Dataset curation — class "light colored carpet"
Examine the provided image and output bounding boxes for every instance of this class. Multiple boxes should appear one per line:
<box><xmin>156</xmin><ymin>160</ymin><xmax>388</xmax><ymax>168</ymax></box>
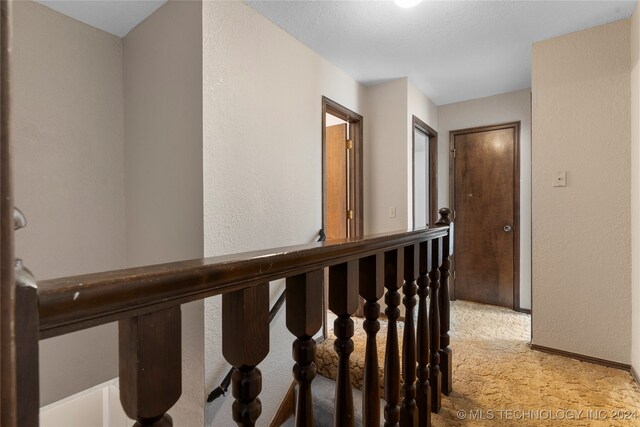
<box><xmin>317</xmin><ymin>300</ymin><xmax>640</xmax><ymax>426</ymax></box>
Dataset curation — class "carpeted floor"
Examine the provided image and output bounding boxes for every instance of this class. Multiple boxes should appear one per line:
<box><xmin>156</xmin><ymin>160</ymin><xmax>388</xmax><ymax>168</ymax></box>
<box><xmin>437</xmin><ymin>300</ymin><xmax>640</xmax><ymax>426</ymax></box>
<box><xmin>317</xmin><ymin>300</ymin><xmax>640</xmax><ymax>426</ymax></box>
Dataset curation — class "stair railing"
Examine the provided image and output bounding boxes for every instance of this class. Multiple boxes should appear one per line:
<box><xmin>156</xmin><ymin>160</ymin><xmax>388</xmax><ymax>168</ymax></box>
<box><xmin>0</xmin><ymin>2</ymin><xmax>454</xmax><ymax>425</ymax></box>
<box><xmin>207</xmin><ymin>229</ymin><xmax>326</xmax><ymax>404</ymax></box>
<box><xmin>4</xmin><ymin>212</ymin><xmax>455</xmax><ymax>427</ymax></box>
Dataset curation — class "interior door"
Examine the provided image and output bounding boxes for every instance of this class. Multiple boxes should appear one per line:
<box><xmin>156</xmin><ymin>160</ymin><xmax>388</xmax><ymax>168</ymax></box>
<box><xmin>326</xmin><ymin>123</ymin><xmax>348</xmax><ymax>240</ymax></box>
<box><xmin>452</xmin><ymin>124</ymin><xmax>518</xmax><ymax>308</ymax></box>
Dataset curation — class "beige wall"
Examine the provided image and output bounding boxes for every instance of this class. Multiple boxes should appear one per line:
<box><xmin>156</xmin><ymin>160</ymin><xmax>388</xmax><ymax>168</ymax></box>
<box><xmin>123</xmin><ymin>1</ymin><xmax>204</xmax><ymax>425</ymax></box>
<box><xmin>364</xmin><ymin>77</ymin><xmax>437</xmax><ymax>318</ymax></box>
<box><xmin>532</xmin><ymin>20</ymin><xmax>631</xmax><ymax>363</ymax></box>
<box><xmin>202</xmin><ymin>1</ymin><xmax>366</xmax><ymax>423</ymax></box>
<box><xmin>364</xmin><ymin>78</ymin><xmax>438</xmax><ymax>235</ymax></box>
<box><xmin>407</xmin><ymin>79</ymin><xmax>439</xmax><ymax>225</ymax></box>
<box><xmin>364</xmin><ymin>79</ymin><xmax>410</xmax><ymax>234</ymax></box>
<box><xmin>438</xmin><ymin>89</ymin><xmax>532</xmax><ymax>310</ymax></box>
<box><xmin>631</xmin><ymin>4</ymin><xmax>640</xmax><ymax>373</ymax></box>
<box><xmin>13</xmin><ymin>0</ymin><xmax>206</xmax><ymax>417</ymax></box>
<box><xmin>12</xmin><ymin>1</ymin><xmax>125</xmax><ymax>405</ymax></box>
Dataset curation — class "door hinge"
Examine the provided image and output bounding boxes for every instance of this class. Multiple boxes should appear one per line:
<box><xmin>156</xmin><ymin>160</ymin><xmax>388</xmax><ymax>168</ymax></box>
<box><xmin>347</xmin><ymin>209</ymin><xmax>354</xmax><ymax>220</ymax></box>
<box><xmin>346</xmin><ymin>139</ymin><xmax>353</xmax><ymax>150</ymax></box>
<box><xmin>451</xmin><ymin>148</ymin><xmax>456</xmax><ymax>158</ymax></box>
<box><xmin>453</xmin><ymin>271</ymin><xmax>456</xmax><ymax>280</ymax></box>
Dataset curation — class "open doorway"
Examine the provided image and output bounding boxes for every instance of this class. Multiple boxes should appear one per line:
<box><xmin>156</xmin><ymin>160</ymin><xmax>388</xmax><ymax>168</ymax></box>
<box><xmin>412</xmin><ymin>115</ymin><xmax>438</xmax><ymax>229</ymax></box>
<box><xmin>321</xmin><ymin>97</ymin><xmax>364</xmax><ymax>334</ymax></box>
<box><xmin>322</xmin><ymin>97</ymin><xmax>363</xmax><ymax>239</ymax></box>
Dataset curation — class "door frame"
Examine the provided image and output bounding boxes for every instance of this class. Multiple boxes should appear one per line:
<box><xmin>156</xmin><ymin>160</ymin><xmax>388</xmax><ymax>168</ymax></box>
<box><xmin>449</xmin><ymin>121</ymin><xmax>521</xmax><ymax>311</ymax></box>
<box><xmin>321</xmin><ymin>96</ymin><xmax>364</xmax><ymax>238</ymax></box>
<box><xmin>411</xmin><ymin>115</ymin><xmax>438</xmax><ymax>228</ymax></box>
<box><xmin>321</xmin><ymin>97</ymin><xmax>364</xmax><ymax>339</ymax></box>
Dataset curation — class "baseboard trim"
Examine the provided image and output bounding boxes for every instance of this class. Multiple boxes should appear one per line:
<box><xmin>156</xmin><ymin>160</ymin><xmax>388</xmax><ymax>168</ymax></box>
<box><xmin>631</xmin><ymin>366</ymin><xmax>640</xmax><ymax>387</ymax></box>
<box><xmin>269</xmin><ymin>380</ymin><xmax>296</xmax><ymax>427</ymax></box>
<box><xmin>516</xmin><ymin>307</ymin><xmax>531</xmax><ymax>314</ymax></box>
<box><xmin>530</xmin><ymin>344</ymin><xmax>630</xmax><ymax>371</ymax></box>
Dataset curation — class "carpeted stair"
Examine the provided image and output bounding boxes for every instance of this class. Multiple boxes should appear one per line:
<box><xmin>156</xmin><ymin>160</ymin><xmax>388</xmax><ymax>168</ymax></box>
<box><xmin>281</xmin><ymin>375</ymin><xmax>385</xmax><ymax>426</ymax></box>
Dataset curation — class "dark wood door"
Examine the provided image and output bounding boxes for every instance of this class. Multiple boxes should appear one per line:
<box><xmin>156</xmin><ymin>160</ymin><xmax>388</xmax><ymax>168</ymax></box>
<box><xmin>452</xmin><ymin>123</ymin><xmax>519</xmax><ymax>308</ymax></box>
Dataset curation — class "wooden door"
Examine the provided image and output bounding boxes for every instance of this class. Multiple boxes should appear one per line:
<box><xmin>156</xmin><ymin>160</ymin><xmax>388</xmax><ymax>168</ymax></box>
<box><xmin>326</xmin><ymin>124</ymin><xmax>348</xmax><ymax>240</ymax></box>
<box><xmin>451</xmin><ymin>123</ymin><xmax>519</xmax><ymax>309</ymax></box>
<box><xmin>322</xmin><ymin>98</ymin><xmax>364</xmax><ymax>323</ymax></box>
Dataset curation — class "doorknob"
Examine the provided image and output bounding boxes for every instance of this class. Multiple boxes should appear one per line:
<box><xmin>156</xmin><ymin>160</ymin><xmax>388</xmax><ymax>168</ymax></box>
<box><xmin>503</xmin><ymin>225</ymin><xmax>512</xmax><ymax>232</ymax></box>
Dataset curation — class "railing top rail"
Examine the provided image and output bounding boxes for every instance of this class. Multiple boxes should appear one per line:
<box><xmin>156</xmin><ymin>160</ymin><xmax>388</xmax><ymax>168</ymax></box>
<box><xmin>37</xmin><ymin>226</ymin><xmax>448</xmax><ymax>339</ymax></box>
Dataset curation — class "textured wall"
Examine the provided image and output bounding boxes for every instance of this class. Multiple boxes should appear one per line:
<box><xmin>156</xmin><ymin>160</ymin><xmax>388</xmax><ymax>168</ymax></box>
<box><xmin>364</xmin><ymin>79</ymin><xmax>410</xmax><ymax>234</ymax></box>
<box><xmin>123</xmin><ymin>1</ymin><xmax>204</xmax><ymax>425</ymax></box>
<box><xmin>202</xmin><ymin>1</ymin><xmax>365</xmax><ymax>424</ymax></box>
<box><xmin>631</xmin><ymin>5</ymin><xmax>640</xmax><ymax>373</ymax></box>
<box><xmin>12</xmin><ymin>1</ymin><xmax>125</xmax><ymax>405</ymax></box>
<box><xmin>438</xmin><ymin>89</ymin><xmax>532</xmax><ymax>310</ymax></box>
<box><xmin>407</xmin><ymin>79</ymin><xmax>439</xmax><ymax>226</ymax></box>
<box><xmin>364</xmin><ymin>78</ymin><xmax>437</xmax><ymax>319</ymax></box>
<box><xmin>532</xmin><ymin>20</ymin><xmax>631</xmax><ymax>363</ymax></box>
<box><xmin>364</xmin><ymin>78</ymin><xmax>438</xmax><ymax>235</ymax></box>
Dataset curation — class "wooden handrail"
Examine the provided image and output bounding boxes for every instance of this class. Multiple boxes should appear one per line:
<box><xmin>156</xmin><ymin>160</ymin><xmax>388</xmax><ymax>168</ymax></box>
<box><xmin>208</xmin><ymin>228</ymin><xmax>325</xmax><ymax>403</ymax></box>
<box><xmin>2</xmin><ymin>1</ymin><xmax>456</xmax><ymax>424</ymax></box>
<box><xmin>38</xmin><ymin>227</ymin><xmax>448</xmax><ymax>339</ymax></box>
<box><xmin>36</xmin><ymin>220</ymin><xmax>453</xmax><ymax>427</ymax></box>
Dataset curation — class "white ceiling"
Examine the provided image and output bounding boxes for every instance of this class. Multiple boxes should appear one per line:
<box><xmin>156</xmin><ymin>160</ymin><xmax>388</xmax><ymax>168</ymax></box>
<box><xmin>246</xmin><ymin>0</ymin><xmax>637</xmax><ymax>105</ymax></box>
<box><xmin>33</xmin><ymin>0</ymin><xmax>637</xmax><ymax>104</ymax></box>
<box><xmin>36</xmin><ymin>0</ymin><xmax>167</xmax><ymax>38</ymax></box>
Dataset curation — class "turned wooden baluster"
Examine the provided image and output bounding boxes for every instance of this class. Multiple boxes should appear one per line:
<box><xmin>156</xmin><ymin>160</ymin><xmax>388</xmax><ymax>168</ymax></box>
<box><xmin>436</xmin><ymin>208</ymin><xmax>453</xmax><ymax>395</ymax></box>
<box><xmin>329</xmin><ymin>260</ymin><xmax>360</xmax><ymax>427</ymax></box>
<box><xmin>383</xmin><ymin>249</ymin><xmax>403</xmax><ymax>427</ymax></box>
<box><xmin>359</xmin><ymin>254</ymin><xmax>384</xmax><ymax>426</ymax></box>
<box><xmin>401</xmin><ymin>243</ymin><xmax>419</xmax><ymax>427</ymax></box>
<box><xmin>222</xmin><ymin>284</ymin><xmax>270</xmax><ymax>426</ymax></box>
<box><xmin>119</xmin><ymin>307</ymin><xmax>182</xmax><ymax>427</ymax></box>
<box><xmin>286</xmin><ymin>270</ymin><xmax>324</xmax><ymax>427</ymax></box>
<box><xmin>416</xmin><ymin>241</ymin><xmax>431</xmax><ymax>427</ymax></box>
<box><xmin>429</xmin><ymin>239</ymin><xmax>442</xmax><ymax>412</ymax></box>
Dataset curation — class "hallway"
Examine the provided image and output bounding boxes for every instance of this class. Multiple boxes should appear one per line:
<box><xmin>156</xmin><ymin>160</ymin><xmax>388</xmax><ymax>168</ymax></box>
<box><xmin>318</xmin><ymin>301</ymin><xmax>640</xmax><ymax>426</ymax></box>
<box><xmin>435</xmin><ymin>301</ymin><xmax>640</xmax><ymax>425</ymax></box>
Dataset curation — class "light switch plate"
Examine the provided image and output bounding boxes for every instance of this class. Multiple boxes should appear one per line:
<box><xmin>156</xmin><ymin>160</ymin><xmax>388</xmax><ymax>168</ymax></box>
<box><xmin>553</xmin><ymin>171</ymin><xmax>567</xmax><ymax>187</ymax></box>
<box><xmin>388</xmin><ymin>206</ymin><xmax>396</xmax><ymax>218</ymax></box>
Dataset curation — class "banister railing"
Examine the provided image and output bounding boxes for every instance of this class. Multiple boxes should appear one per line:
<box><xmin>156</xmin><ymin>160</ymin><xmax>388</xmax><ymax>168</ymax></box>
<box><xmin>28</xmin><ymin>211</ymin><xmax>454</xmax><ymax>426</ymax></box>
<box><xmin>38</xmin><ymin>227</ymin><xmax>447</xmax><ymax>339</ymax></box>
<box><xmin>1</xmin><ymin>3</ymin><xmax>454</xmax><ymax>424</ymax></box>
<box><xmin>207</xmin><ymin>229</ymin><xmax>326</xmax><ymax>403</ymax></box>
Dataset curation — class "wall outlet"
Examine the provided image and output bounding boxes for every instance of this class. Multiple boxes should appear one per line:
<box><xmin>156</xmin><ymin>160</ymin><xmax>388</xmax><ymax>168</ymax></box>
<box><xmin>388</xmin><ymin>206</ymin><xmax>396</xmax><ymax>218</ymax></box>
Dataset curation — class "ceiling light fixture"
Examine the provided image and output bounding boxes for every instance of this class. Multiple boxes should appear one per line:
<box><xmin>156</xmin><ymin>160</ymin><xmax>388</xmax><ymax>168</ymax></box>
<box><xmin>394</xmin><ymin>0</ymin><xmax>422</xmax><ymax>8</ymax></box>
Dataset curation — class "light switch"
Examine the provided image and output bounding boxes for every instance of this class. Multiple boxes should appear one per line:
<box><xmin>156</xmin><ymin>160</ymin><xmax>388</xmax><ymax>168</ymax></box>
<box><xmin>388</xmin><ymin>206</ymin><xmax>396</xmax><ymax>218</ymax></box>
<box><xmin>553</xmin><ymin>171</ymin><xmax>567</xmax><ymax>187</ymax></box>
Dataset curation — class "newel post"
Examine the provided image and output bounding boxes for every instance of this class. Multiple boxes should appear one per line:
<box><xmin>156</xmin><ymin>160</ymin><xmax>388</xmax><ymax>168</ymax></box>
<box><xmin>435</xmin><ymin>208</ymin><xmax>453</xmax><ymax>396</ymax></box>
<box><xmin>13</xmin><ymin>209</ymin><xmax>39</xmax><ymax>427</ymax></box>
<box><xmin>1</xmin><ymin>6</ymin><xmax>40</xmax><ymax>427</ymax></box>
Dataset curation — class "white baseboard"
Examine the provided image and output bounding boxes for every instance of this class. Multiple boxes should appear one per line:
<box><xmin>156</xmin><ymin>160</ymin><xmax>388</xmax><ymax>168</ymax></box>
<box><xmin>40</xmin><ymin>379</ymin><xmax>133</xmax><ymax>427</ymax></box>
